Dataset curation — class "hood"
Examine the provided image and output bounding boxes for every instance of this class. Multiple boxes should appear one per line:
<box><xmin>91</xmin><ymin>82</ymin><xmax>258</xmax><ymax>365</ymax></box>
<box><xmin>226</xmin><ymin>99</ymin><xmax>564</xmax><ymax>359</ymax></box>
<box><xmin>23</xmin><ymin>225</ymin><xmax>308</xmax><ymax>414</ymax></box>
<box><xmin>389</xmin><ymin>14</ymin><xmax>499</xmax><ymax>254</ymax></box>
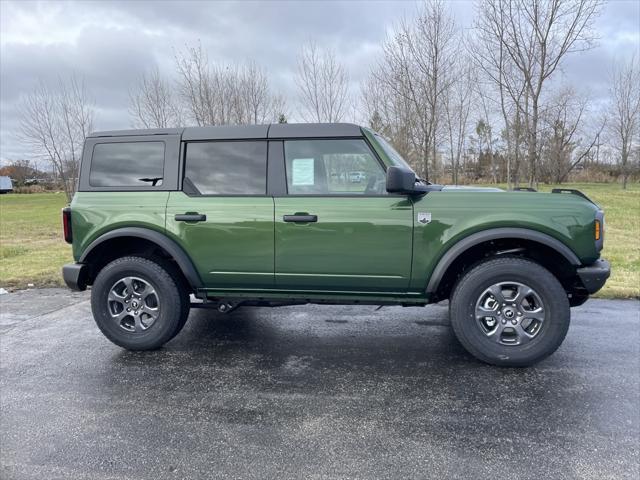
<box><xmin>441</xmin><ymin>185</ymin><xmax>504</xmax><ymax>192</ymax></box>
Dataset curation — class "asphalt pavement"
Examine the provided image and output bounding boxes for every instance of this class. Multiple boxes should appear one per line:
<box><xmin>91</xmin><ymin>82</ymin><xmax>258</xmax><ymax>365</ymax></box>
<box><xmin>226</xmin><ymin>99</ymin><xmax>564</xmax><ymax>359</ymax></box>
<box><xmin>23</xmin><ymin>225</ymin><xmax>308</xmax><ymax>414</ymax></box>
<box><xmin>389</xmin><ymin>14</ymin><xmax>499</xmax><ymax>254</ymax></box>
<box><xmin>1</xmin><ymin>288</ymin><xmax>638</xmax><ymax>480</ymax></box>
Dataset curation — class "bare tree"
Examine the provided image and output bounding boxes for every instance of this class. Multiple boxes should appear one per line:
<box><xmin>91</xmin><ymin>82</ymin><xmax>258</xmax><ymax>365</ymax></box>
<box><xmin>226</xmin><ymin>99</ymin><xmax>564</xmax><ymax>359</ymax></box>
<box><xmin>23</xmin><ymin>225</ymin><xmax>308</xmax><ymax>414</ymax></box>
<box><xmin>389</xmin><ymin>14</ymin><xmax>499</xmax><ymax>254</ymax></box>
<box><xmin>18</xmin><ymin>76</ymin><xmax>94</xmax><ymax>201</ymax></box>
<box><xmin>295</xmin><ymin>41</ymin><xmax>349</xmax><ymax>122</ymax></box>
<box><xmin>608</xmin><ymin>56</ymin><xmax>640</xmax><ymax>189</ymax></box>
<box><xmin>443</xmin><ymin>61</ymin><xmax>474</xmax><ymax>184</ymax></box>
<box><xmin>129</xmin><ymin>67</ymin><xmax>182</xmax><ymax>128</ymax></box>
<box><xmin>175</xmin><ymin>43</ymin><xmax>285</xmax><ymax>126</ymax></box>
<box><xmin>370</xmin><ymin>0</ymin><xmax>457</xmax><ymax>181</ymax></box>
<box><xmin>474</xmin><ymin>0</ymin><xmax>602</xmax><ymax>186</ymax></box>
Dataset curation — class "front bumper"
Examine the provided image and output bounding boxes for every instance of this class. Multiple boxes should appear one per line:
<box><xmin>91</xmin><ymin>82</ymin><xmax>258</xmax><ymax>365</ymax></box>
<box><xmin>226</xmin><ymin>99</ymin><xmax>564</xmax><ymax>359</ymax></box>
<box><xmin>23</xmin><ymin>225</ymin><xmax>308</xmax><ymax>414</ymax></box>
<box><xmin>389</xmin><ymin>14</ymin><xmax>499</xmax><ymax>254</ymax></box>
<box><xmin>62</xmin><ymin>263</ymin><xmax>88</xmax><ymax>291</ymax></box>
<box><xmin>577</xmin><ymin>259</ymin><xmax>611</xmax><ymax>294</ymax></box>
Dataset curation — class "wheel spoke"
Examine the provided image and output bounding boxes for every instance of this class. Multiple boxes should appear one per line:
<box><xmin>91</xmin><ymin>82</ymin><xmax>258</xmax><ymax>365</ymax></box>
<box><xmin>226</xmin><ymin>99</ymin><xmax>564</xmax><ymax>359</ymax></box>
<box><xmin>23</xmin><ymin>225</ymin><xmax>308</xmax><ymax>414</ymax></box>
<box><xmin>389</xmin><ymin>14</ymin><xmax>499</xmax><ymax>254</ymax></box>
<box><xmin>514</xmin><ymin>285</ymin><xmax>534</xmax><ymax>305</ymax></box>
<box><xmin>122</xmin><ymin>277</ymin><xmax>134</xmax><ymax>294</ymax></box>
<box><xmin>487</xmin><ymin>285</ymin><xmax>505</xmax><ymax>304</ymax></box>
<box><xmin>141</xmin><ymin>286</ymin><xmax>157</xmax><ymax>302</ymax></box>
<box><xmin>523</xmin><ymin>308</ymin><xmax>545</xmax><ymax>322</ymax></box>
<box><xmin>111</xmin><ymin>310</ymin><xmax>128</xmax><ymax>321</ymax></box>
<box><xmin>514</xmin><ymin>323</ymin><xmax>534</xmax><ymax>345</ymax></box>
<box><xmin>108</xmin><ymin>290</ymin><xmax>126</xmax><ymax>305</ymax></box>
<box><xmin>487</xmin><ymin>323</ymin><xmax>506</xmax><ymax>343</ymax></box>
<box><xmin>142</xmin><ymin>305</ymin><xmax>158</xmax><ymax>319</ymax></box>
<box><xmin>134</xmin><ymin>315</ymin><xmax>143</xmax><ymax>333</ymax></box>
<box><xmin>476</xmin><ymin>305</ymin><xmax>497</xmax><ymax>317</ymax></box>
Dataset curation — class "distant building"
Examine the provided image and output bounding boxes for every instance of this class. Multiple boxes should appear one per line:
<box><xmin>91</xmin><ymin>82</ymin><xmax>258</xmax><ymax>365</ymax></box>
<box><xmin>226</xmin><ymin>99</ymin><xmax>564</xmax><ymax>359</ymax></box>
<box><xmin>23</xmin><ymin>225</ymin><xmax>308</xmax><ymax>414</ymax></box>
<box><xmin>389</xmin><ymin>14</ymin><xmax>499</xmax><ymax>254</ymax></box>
<box><xmin>0</xmin><ymin>176</ymin><xmax>13</xmax><ymax>193</ymax></box>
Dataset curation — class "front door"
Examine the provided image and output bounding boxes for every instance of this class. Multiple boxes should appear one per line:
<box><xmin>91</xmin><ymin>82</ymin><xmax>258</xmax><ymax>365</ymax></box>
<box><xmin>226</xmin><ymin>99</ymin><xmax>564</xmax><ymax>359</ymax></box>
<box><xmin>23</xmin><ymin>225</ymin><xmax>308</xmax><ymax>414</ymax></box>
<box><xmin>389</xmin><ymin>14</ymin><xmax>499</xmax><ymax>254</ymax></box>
<box><xmin>274</xmin><ymin>138</ymin><xmax>413</xmax><ymax>292</ymax></box>
<box><xmin>166</xmin><ymin>140</ymin><xmax>274</xmax><ymax>289</ymax></box>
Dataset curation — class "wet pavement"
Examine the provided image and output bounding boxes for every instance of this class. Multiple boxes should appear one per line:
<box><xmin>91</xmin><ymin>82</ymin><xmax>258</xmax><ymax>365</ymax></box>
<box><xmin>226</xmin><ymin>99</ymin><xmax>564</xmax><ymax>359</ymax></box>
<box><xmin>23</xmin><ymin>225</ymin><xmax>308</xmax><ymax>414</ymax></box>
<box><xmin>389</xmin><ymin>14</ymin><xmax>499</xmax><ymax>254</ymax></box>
<box><xmin>1</xmin><ymin>288</ymin><xmax>638</xmax><ymax>479</ymax></box>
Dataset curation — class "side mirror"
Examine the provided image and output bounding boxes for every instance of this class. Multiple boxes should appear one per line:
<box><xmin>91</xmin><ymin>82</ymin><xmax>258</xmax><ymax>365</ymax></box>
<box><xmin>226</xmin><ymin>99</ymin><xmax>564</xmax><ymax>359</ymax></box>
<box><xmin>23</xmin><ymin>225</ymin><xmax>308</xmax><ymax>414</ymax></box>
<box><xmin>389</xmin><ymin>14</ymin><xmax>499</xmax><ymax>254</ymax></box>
<box><xmin>386</xmin><ymin>166</ymin><xmax>419</xmax><ymax>194</ymax></box>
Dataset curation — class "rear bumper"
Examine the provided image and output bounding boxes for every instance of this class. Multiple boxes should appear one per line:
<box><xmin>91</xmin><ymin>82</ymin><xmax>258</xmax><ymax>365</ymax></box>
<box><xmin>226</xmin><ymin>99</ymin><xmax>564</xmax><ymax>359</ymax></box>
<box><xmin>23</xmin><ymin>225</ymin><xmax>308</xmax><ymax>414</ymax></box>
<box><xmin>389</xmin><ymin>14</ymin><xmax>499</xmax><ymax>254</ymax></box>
<box><xmin>62</xmin><ymin>263</ymin><xmax>88</xmax><ymax>291</ymax></box>
<box><xmin>577</xmin><ymin>259</ymin><xmax>611</xmax><ymax>294</ymax></box>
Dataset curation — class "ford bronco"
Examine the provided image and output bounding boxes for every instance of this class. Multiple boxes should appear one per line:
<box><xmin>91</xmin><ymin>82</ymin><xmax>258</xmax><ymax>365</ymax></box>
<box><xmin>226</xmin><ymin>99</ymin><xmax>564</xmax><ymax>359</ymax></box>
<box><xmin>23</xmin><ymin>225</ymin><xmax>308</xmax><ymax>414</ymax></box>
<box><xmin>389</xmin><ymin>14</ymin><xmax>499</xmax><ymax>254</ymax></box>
<box><xmin>62</xmin><ymin>123</ymin><xmax>610</xmax><ymax>366</ymax></box>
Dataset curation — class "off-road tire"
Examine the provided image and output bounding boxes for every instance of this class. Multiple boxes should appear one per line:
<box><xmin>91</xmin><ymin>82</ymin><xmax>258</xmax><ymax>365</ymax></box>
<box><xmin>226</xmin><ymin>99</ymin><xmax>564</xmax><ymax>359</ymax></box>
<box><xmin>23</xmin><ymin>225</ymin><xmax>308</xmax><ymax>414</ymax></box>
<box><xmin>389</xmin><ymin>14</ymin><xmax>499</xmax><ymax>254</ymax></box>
<box><xmin>449</xmin><ymin>257</ymin><xmax>570</xmax><ymax>367</ymax></box>
<box><xmin>91</xmin><ymin>256</ymin><xmax>190</xmax><ymax>350</ymax></box>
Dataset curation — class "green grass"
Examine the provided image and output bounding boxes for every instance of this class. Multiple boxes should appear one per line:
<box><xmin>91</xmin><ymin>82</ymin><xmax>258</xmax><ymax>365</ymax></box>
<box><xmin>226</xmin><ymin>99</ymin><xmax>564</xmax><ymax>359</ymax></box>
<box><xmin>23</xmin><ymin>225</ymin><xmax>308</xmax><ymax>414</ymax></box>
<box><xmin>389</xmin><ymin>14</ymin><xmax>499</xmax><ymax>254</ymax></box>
<box><xmin>0</xmin><ymin>192</ymin><xmax>71</xmax><ymax>288</ymax></box>
<box><xmin>0</xmin><ymin>184</ymin><xmax>638</xmax><ymax>297</ymax></box>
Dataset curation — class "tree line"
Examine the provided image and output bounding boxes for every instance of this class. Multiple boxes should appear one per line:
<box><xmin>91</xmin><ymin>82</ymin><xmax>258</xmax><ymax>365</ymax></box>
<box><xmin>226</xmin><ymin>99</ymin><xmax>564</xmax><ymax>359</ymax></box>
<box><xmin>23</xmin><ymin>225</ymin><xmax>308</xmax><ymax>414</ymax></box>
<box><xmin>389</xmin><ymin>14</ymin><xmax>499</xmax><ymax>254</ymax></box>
<box><xmin>16</xmin><ymin>0</ymin><xmax>640</xmax><ymax>201</ymax></box>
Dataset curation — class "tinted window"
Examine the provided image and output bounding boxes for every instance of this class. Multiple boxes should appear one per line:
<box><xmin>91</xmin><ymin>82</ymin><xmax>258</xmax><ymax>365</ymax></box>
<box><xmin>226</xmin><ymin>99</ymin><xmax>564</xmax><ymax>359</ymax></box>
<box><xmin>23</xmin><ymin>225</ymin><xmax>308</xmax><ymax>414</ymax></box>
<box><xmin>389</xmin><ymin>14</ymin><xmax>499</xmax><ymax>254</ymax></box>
<box><xmin>184</xmin><ymin>141</ymin><xmax>267</xmax><ymax>195</ymax></box>
<box><xmin>284</xmin><ymin>139</ymin><xmax>386</xmax><ymax>195</ymax></box>
<box><xmin>90</xmin><ymin>142</ymin><xmax>165</xmax><ymax>187</ymax></box>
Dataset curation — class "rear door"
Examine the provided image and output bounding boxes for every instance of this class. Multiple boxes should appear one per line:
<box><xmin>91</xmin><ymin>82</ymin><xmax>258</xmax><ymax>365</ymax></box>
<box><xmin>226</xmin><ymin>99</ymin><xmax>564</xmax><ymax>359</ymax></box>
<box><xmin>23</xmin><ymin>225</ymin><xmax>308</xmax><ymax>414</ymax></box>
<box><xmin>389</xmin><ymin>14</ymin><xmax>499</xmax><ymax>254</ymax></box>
<box><xmin>273</xmin><ymin>138</ymin><xmax>413</xmax><ymax>292</ymax></box>
<box><xmin>165</xmin><ymin>140</ymin><xmax>274</xmax><ymax>289</ymax></box>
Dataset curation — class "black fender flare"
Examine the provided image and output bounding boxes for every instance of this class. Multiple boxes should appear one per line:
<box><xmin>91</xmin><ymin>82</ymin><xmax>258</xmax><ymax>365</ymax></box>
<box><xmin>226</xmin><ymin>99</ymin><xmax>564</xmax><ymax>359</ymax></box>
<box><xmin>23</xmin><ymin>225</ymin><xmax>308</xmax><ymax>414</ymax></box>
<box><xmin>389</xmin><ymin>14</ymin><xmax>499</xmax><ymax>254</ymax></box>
<box><xmin>425</xmin><ymin>227</ymin><xmax>581</xmax><ymax>294</ymax></box>
<box><xmin>79</xmin><ymin>227</ymin><xmax>203</xmax><ymax>288</ymax></box>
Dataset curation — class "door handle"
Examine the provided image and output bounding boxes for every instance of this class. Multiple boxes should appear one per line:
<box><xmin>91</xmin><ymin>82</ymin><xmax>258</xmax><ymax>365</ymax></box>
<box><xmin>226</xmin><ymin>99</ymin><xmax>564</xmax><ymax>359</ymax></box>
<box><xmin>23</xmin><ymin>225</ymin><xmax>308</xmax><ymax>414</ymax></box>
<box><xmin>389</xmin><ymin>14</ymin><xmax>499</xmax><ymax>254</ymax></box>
<box><xmin>175</xmin><ymin>213</ymin><xmax>207</xmax><ymax>222</ymax></box>
<box><xmin>283</xmin><ymin>214</ymin><xmax>318</xmax><ymax>223</ymax></box>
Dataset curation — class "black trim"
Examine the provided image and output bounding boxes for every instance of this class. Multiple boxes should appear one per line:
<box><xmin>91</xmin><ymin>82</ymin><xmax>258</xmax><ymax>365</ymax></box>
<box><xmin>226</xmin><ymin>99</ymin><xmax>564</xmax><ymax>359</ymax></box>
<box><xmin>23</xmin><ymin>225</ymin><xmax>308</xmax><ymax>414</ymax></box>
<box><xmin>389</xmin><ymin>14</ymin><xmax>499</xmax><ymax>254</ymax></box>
<box><xmin>90</xmin><ymin>123</ymin><xmax>363</xmax><ymax>141</ymax></box>
<box><xmin>79</xmin><ymin>227</ymin><xmax>203</xmax><ymax>288</ymax></box>
<box><xmin>283</xmin><ymin>214</ymin><xmax>318</xmax><ymax>223</ymax></box>
<box><xmin>175</xmin><ymin>213</ymin><xmax>206</xmax><ymax>222</ymax></box>
<box><xmin>183</xmin><ymin>125</ymin><xmax>269</xmax><ymax>141</ymax></box>
<box><xmin>577</xmin><ymin>259</ymin><xmax>610</xmax><ymax>294</ymax></box>
<box><xmin>62</xmin><ymin>263</ymin><xmax>88</xmax><ymax>291</ymax></box>
<box><xmin>551</xmin><ymin>188</ymin><xmax>597</xmax><ymax>205</ymax></box>
<box><xmin>425</xmin><ymin>228</ymin><xmax>582</xmax><ymax>294</ymax></box>
<box><xmin>267</xmin><ymin>141</ymin><xmax>287</xmax><ymax>196</ymax></box>
<box><xmin>89</xmin><ymin>128</ymin><xmax>184</xmax><ymax>138</ymax></box>
<box><xmin>268</xmin><ymin>123</ymin><xmax>361</xmax><ymax>138</ymax></box>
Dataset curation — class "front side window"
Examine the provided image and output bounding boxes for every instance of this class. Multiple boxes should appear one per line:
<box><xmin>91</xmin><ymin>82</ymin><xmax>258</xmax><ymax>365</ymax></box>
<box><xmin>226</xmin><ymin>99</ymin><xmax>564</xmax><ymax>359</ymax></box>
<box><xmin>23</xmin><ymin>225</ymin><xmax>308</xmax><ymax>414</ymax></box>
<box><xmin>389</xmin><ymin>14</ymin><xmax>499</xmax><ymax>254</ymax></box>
<box><xmin>89</xmin><ymin>142</ymin><xmax>165</xmax><ymax>187</ymax></box>
<box><xmin>373</xmin><ymin>133</ymin><xmax>415</xmax><ymax>172</ymax></box>
<box><xmin>184</xmin><ymin>141</ymin><xmax>267</xmax><ymax>195</ymax></box>
<box><xmin>284</xmin><ymin>139</ymin><xmax>386</xmax><ymax>195</ymax></box>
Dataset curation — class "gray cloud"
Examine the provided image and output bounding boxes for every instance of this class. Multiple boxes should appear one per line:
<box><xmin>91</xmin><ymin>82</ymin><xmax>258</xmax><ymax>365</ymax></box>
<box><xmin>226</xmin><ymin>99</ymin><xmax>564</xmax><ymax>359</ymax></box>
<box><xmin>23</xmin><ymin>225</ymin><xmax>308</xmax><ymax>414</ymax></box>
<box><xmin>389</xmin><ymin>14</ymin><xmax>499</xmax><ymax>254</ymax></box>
<box><xmin>1</xmin><ymin>0</ymin><xmax>638</xmax><ymax>163</ymax></box>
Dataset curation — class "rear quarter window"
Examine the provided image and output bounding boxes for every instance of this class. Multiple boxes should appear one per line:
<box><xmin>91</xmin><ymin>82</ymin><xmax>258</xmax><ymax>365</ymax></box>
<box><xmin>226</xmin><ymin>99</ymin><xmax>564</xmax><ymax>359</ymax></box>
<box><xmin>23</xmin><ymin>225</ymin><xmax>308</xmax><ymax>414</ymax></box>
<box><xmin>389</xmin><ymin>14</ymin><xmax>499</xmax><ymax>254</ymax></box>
<box><xmin>89</xmin><ymin>142</ymin><xmax>165</xmax><ymax>187</ymax></box>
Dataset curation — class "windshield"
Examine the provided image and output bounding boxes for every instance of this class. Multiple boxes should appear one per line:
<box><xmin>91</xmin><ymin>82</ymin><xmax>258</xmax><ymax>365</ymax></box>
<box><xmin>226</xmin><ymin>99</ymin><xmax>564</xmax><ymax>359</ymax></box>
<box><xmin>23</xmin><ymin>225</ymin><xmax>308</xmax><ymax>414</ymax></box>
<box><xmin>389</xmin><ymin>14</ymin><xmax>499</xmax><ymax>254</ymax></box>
<box><xmin>373</xmin><ymin>133</ymin><xmax>415</xmax><ymax>173</ymax></box>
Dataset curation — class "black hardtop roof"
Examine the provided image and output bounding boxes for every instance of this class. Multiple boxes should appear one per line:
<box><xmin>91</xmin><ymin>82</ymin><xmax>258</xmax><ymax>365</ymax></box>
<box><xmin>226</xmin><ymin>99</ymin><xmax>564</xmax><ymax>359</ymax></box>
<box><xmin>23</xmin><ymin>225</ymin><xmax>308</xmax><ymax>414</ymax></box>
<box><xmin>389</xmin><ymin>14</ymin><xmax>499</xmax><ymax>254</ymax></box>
<box><xmin>88</xmin><ymin>123</ymin><xmax>363</xmax><ymax>140</ymax></box>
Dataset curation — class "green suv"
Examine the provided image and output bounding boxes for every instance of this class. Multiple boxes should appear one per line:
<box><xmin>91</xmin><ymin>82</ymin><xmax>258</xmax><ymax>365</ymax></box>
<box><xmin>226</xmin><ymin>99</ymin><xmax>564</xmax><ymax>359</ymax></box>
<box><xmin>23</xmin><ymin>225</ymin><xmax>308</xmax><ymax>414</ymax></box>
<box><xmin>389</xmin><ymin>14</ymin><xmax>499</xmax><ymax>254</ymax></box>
<box><xmin>62</xmin><ymin>123</ymin><xmax>610</xmax><ymax>366</ymax></box>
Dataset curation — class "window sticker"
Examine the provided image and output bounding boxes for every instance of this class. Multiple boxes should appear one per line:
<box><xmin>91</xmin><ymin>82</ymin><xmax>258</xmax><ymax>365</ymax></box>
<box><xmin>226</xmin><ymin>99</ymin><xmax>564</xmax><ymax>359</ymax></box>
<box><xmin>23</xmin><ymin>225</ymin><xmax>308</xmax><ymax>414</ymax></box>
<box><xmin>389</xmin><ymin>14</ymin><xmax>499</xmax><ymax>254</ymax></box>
<box><xmin>291</xmin><ymin>158</ymin><xmax>315</xmax><ymax>186</ymax></box>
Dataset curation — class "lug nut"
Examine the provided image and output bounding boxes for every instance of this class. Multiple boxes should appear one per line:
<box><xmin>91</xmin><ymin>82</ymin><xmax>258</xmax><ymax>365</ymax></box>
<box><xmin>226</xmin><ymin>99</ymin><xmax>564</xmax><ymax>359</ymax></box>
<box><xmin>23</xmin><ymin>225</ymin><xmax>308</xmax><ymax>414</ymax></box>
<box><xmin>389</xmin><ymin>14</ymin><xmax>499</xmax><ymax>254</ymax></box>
<box><xmin>126</xmin><ymin>308</ymin><xmax>131</xmax><ymax>312</ymax></box>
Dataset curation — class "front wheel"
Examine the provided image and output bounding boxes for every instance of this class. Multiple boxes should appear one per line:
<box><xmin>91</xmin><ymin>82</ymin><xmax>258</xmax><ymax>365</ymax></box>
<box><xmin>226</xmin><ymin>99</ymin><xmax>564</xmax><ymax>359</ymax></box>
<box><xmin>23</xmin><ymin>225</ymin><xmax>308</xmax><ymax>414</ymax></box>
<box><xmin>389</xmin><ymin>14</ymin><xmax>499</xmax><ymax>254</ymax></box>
<box><xmin>91</xmin><ymin>256</ymin><xmax>190</xmax><ymax>350</ymax></box>
<box><xmin>449</xmin><ymin>257</ymin><xmax>570</xmax><ymax>367</ymax></box>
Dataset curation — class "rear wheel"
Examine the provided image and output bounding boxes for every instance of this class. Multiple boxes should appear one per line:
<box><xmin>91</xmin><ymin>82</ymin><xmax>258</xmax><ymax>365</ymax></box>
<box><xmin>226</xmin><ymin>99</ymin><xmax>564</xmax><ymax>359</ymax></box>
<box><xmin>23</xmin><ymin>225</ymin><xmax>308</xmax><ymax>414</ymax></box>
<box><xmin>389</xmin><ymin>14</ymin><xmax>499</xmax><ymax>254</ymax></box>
<box><xmin>449</xmin><ymin>257</ymin><xmax>570</xmax><ymax>367</ymax></box>
<box><xmin>91</xmin><ymin>256</ymin><xmax>190</xmax><ymax>350</ymax></box>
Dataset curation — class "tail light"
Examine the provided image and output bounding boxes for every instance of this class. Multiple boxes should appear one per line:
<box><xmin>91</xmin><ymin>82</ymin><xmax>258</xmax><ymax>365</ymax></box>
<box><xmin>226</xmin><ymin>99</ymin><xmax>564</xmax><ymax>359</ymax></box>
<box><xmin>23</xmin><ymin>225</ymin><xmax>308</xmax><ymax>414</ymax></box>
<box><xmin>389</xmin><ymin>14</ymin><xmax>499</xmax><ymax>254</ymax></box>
<box><xmin>62</xmin><ymin>207</ymin><xmax>72</xmax><ymax>244</ymax></box>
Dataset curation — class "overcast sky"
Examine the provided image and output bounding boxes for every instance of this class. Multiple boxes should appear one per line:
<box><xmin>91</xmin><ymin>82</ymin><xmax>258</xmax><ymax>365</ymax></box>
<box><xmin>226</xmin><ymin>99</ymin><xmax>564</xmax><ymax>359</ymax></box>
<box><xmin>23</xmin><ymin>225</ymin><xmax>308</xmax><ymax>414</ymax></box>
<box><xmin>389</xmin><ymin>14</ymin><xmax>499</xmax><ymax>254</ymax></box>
<box><xmin>1</xmin><ymin>0</ymin><xmax>639</xmax><ymax>164</ymax></box>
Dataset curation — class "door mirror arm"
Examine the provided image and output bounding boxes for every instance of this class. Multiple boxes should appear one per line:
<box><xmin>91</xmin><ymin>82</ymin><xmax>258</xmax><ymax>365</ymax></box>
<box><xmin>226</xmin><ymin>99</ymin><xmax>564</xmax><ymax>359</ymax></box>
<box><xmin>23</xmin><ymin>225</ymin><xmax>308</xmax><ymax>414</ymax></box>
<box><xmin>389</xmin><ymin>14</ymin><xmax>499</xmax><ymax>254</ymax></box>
<box><xmin>386</xmin><ymin>166</ymin><xmax>443</xmax><ymax>196</ymax></box>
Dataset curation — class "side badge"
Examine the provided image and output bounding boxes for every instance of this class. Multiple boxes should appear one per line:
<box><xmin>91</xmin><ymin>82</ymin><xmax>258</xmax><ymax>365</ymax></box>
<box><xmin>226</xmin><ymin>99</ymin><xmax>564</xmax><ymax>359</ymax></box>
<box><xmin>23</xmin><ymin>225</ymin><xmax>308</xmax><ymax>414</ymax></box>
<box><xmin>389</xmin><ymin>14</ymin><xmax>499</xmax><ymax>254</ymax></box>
<box><xmin>417</xmin><ymin>212</ymin><xmax>432</xmax><ymax>225</ymax></box>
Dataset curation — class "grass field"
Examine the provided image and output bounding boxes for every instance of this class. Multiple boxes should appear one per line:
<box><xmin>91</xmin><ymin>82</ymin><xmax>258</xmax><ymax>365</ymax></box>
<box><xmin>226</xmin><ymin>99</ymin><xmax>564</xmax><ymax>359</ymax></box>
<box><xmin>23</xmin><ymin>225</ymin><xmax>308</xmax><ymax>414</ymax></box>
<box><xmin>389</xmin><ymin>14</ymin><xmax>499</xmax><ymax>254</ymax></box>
<box><xmin>0</xmin><ymin>183</ymin><xmax>638</xmax><ymax>297</ymax></box>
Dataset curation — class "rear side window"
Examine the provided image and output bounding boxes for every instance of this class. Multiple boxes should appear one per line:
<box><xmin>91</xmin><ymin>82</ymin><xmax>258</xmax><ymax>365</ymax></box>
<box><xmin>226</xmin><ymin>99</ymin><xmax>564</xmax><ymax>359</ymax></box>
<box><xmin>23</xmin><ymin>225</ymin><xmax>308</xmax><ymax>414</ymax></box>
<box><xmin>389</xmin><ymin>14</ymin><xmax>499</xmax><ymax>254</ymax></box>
<box><xmin>90</xmin><ymin>142</ymin><xmax>165</xmax><ymax>187</ymax></box>
<box><xmin>184</xmin><ymin>141</ymin><xmax>267</xmax><ymax>195</ymax></box>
